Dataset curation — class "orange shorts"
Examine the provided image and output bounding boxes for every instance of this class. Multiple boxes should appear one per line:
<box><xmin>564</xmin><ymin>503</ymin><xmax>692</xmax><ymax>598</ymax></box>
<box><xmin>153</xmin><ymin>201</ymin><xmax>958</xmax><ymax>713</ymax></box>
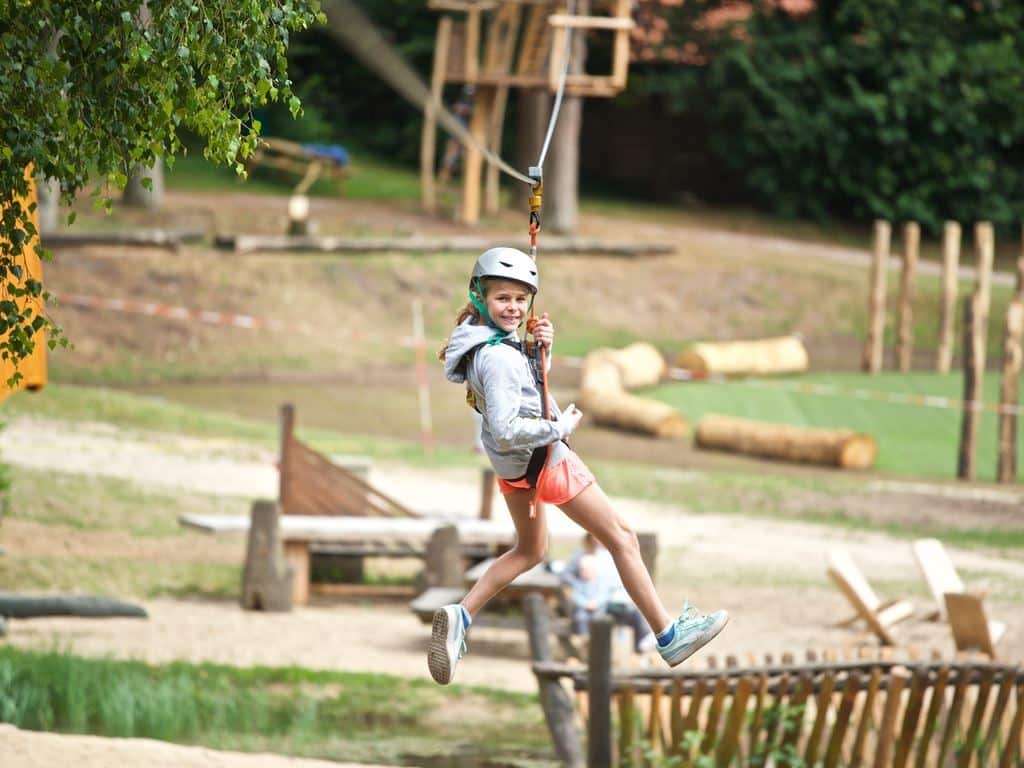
<box><xmin>496</xmin><ymin>449</ymin><xmax>595</xmax><ymax>506</ymax></box>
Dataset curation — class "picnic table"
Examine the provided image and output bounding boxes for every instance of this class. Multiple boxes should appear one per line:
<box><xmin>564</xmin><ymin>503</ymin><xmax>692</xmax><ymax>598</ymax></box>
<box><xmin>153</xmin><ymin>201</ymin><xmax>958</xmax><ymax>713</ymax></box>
<box><xmin>180</xmin><ymin>512</ymin><xmax>584</xmax><ymax>606</ymax></box>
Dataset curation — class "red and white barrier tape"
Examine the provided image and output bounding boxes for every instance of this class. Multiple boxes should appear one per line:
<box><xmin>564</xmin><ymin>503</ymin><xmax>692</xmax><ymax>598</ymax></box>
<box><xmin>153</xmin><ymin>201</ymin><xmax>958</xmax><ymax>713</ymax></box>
<box><xmin>54</xmin><ymin>292</ymin><xmax>280</xmax><ymax>331</ymax></box>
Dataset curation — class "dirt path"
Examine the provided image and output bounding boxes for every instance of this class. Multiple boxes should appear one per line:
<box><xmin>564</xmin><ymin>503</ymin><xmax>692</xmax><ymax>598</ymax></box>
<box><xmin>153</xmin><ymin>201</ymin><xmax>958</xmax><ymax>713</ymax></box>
<box><xmin>3</xmin><ymin>414</ymin><xmax>1022</xmax><ymax>679</ymax></box>
<box><xmin>0</xmin><ymin>724</ymin><xmax>393</xmax><ymax>768</ymax></box>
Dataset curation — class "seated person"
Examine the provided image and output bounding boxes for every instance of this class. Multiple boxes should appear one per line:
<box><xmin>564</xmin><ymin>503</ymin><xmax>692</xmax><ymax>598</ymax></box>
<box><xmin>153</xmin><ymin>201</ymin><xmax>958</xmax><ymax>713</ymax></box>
<box><xmin>560</xmin><ymin>533</ymin><xmax>656</xmax><ymax>653</ymax></box>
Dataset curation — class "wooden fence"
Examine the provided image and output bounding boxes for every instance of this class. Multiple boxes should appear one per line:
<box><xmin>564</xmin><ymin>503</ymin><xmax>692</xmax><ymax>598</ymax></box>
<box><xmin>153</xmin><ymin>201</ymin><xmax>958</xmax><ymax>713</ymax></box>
<box><xmin>526</xmin><ymin>598</ymin><xmax>1024</xmax><ymax>767</ymax></box>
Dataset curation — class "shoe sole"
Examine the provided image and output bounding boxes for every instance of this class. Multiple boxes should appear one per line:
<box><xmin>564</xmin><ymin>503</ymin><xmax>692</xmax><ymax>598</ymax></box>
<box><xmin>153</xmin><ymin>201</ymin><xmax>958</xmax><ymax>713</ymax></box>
<box><xmin>428</xmin><ymin>607</ymin><xmax>455</xmax><ymax>685</ymax></box>
<box><xmin>664</xmin><ymin>612</ymin><xmax>730</xmax><ymax>668</ymax></box>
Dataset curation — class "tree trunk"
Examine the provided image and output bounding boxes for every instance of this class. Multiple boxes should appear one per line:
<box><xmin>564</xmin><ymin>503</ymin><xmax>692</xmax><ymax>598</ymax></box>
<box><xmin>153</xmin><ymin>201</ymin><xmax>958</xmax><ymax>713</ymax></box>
<box><xmin>123</xmin><ymin>158</ymin><xmax>164</xmax><ymax>209</ymax></box>
<box><xmin>0</xmin><ymin>593</ymin><xmax>147</xmax><ymax>619</ymax></box>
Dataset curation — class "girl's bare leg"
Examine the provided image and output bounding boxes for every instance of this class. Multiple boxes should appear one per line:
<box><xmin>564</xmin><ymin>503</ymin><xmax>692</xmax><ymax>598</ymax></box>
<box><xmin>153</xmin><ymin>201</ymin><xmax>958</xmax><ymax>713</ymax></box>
<box><xmin>558</xmin><ymin>483</ymin><xmax>673</xmax><ymax>633</ymax></box>
<box><xmin>461</xmin><ymin>489</ymin><xmax>548</xmax><ymax>617</ymax></box>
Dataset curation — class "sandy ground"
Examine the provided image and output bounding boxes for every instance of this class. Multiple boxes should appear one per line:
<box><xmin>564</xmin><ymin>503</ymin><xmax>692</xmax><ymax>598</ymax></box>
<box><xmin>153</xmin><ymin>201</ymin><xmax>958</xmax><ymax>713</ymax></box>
<box><xmin>0</xmin><ymin>724</ymin><xmax>391</xmax><ymax>768</ymax></box>
<box><xmin>2</xmin><ymin>415</ymin><xmax>1024</xmax><ymax>765</ymax></box>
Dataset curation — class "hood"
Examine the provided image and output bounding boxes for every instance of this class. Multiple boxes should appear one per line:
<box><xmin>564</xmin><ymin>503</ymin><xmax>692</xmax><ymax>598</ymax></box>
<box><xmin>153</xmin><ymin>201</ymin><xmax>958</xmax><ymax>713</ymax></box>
<box><xmin>444</xmin><ymin>318</ymin><xmax>516</xmax><ymax>383</ymax></box>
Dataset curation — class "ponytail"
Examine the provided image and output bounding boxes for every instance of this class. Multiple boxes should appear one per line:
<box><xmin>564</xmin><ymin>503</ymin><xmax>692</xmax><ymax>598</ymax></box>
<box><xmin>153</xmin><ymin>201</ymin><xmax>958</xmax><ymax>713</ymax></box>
<box><xmin>437</xmin><ymin>302</ymin><xmax>482</xmax><ymax>362</ymax></box>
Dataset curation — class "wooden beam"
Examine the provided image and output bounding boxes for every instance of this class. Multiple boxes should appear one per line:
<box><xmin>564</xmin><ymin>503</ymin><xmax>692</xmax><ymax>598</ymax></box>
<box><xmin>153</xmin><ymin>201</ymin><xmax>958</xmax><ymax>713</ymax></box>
<box><xmin>421</xmin><ymin>15</ymin><xmax>452</xmax><ymax>213</ymax></box>
<box><xmin>548</xmin><ymin>13</ymin><xmax>635</xmax><ymax>30</ymax></box>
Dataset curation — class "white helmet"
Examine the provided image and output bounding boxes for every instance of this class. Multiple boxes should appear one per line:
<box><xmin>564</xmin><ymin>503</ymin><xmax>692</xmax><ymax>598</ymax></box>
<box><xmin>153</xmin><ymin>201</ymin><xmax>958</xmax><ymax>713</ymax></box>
<box><xmin>470</xmin><ymin>247</ymin><xmax>538</xmax><ymax>294</ymax></box>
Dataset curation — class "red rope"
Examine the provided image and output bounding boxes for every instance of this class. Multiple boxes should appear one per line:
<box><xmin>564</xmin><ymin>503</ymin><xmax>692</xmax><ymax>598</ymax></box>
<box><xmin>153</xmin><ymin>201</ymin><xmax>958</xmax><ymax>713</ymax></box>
<box><xmin>525</xmin><ymin>218</ymin><xmax>550</xmax><ymax>519</ymax></box>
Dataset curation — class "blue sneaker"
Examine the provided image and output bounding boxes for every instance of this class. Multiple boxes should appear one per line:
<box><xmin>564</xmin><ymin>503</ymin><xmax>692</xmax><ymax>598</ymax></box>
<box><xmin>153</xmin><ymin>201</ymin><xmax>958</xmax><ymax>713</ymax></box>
<box><xmin>428</xmin><ymin>604</ymin><xmax>467</xmax><ymax>685</ymax></box>
<box><xmin>658</xmin><ymin>602</ymin><xmax>729</xmax><ymax>667</ymax></box>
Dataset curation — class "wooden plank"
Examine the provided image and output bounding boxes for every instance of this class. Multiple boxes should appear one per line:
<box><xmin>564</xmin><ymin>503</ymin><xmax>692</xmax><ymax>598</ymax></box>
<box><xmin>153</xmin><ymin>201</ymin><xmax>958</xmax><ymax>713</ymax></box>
<box><xmin>872</xmin><ymin>667</ymin><xmax>909</xmax><ymax>768</ymax></box>
<box><xmin>668</xmin><ymin>679</ymin><xmax>684</xmax><ymax>757</ymax></box>
<box><xmin>746</xmin><ymin>673</ymin><xmax>769</xmax><ymax>761</ymax></box>
<box><xmin>998</xmin><ymin>682</ymin><xmax>1024</xmax><ymax>768</ymax></box>
<box><xmin>850</xmin><ymin>667</ymin><xmax>883</xmax><ymax>768</ymax></box>
<box><xmin>647</xmin><ymin>682</ymin><xmax>665</xmax><ymax>753</ymax></box>
<box><xmin>937</xmin><ymin>666</ymin><xmax>970</xmax><ymax>767</ymax></box>
<box><xmin>893</xmin><ymin>666</ymin><xmax>928</xmax><ymax>768</ymax></box>
<box><xmin>959</xmin><ymin>666</ymin><xmax>995</xmax><ymax>768</ymax></box>
<box><xmin>779</xmin><ymin>672</ymin><xmax>813</xmax><ymax>767</ymax></box>
<box><xmin>700</xmin><ymin>677</ymin><xmax>730</xmax><ymax>755</ymax></box>
<box><xmin>618</xmin><ymin>688</ymin><xmax>636</xmax><ymax>765</ymax></box>
<box><xmin>914</xmin><ymin>665</ymin><xmax>951</xmax><ymax>768</ymax></box>
<box><xmin>896</xmin><ymin>221</ymin><xmax>920</xmax><ymax>372</ymax></box>
<box><xmin>610</xmin><ymin>0</ymin><xmax>631</xmax><ymax>89</ymax></box>
<box><xmin>283</xmin><ymin>539</ymin><xmax>310</xmax><ymax>606</ymax></box>
<box><xmin>804</xmin><ymin>670</ymin><xmax>837</xmax><ymax>767</ymax></box>
<box><xmin>997</xmin><ymin>298</ymin><xmax>1023</xmax><ymax>483</ymax></box>
<box><xmin>825</xmin><ymin>670</ymin><xmax>861</xmax><ymax>768</ymax></box>
<box><xmin>864</xmin><ymin>220</ymin><xmax>891</xmax><ymax>374</ymax></box>
<box><xmin>937</xmin><ymin>221</ymin><xmax>961</xmax><ymax>373</ymax></box>
<box><xmin>981</xmin><ymin>669</ymin><xmax>1016</xmax><ymax>764</ymax></box>
<box><xmin>547</xmin><ymin>13</ymin><xmax>635</xmax><ymax>30</ymax></box>
<box><xmin>421</xmin><ymin>15</ymin><xmax>451</xmax><ymax>213</ymax></box>
<box><xmin>715</xmin><ymin>675</ymin><xmax>755</xmax><ymax>766</ymax></box>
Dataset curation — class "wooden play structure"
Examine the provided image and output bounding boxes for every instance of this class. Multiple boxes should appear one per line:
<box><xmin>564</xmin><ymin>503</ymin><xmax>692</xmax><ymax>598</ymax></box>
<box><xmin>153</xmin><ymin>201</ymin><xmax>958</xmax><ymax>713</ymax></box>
<box><xmin>421</xmin><ymin>0</ymin><xmax>634</xmax><ymax>223</ymax></box>
<box><xmin>0</xmin><ymin>166</ymin><xmax>48</xmax><ymax>401</ymax></box>
<box><xmin>526</xmin><ymin>598</ymin><xmax>1024</xmax><ymax>768</ymax></box>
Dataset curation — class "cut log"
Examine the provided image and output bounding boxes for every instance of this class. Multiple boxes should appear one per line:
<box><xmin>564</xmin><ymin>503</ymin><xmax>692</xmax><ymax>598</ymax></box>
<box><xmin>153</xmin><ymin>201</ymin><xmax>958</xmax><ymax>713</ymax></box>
<box><xmin>585</xmin><ymin>389</ymin><xmax>688</xmax><ymax>439</ymax></box>
<box><xmin>598</xmin><ymin>342</ymin><xmax>666</xmax><ymax>390</ymax></box>
<box><xmin>695</xmin><ymin>414</ymin><xmax>877</xmax><ymax>469</ymax></box>
<box><xmin>0</xmin><ymin>593</ymin><xmax>147</xmax><ymax>619</ymax></box>
<box><xmin>677</xmin><ymin>336</ymin><xmax>809</xmax><ymax>377</ymax></box>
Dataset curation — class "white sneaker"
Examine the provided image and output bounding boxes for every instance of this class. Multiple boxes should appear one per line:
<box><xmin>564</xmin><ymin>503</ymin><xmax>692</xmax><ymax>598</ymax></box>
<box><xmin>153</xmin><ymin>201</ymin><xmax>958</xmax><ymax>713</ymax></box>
<box><xmin>657</xmin><ymin>602</ymin><xmax>729</xmax><ymax>667</ymax></box>
<box><xmin>428</xmin><ymin>604</ymin><xmax>467</xmax><ymax>685</ymax></box>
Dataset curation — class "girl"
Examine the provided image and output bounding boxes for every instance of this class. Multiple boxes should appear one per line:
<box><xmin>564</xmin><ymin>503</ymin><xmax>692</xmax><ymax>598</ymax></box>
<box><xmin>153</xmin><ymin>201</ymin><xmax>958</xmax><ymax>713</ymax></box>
<box><xmin>432</xmin><ymin>247</ymin><xmax>727</xmax><ymax>685</ymax></box>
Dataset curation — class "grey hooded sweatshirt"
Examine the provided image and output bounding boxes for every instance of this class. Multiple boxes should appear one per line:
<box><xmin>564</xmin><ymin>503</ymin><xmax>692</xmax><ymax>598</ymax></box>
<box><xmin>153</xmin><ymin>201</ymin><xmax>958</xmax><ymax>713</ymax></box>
<box><xmin>444</xmin><ymin>317</ymin><xmax>570</xmax><ymax>480</ymax></box>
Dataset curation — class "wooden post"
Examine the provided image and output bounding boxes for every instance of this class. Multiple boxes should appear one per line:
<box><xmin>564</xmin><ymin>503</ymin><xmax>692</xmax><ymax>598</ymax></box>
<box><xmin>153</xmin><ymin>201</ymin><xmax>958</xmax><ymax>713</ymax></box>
<box><xmin>422</xmin><ymin>524</ymin><xmax>463</xmax><ymax>591</ymax></box>
<box><xmin>524</xmin><ymin>593</ymin><xmax>586</xmax><ymax>768</ymax></box>
<box><xmin>279</xmin><ymin>403</ymin><xmax>296</xmax><ymax>515</ymax></box>
<box><xmin>459</xmin><ymin>87</ymin><xmax>495</xmax><ymax>225</ymax></box>
<box><xmin>420</xmin><ymin>16</ymin><xmax>451</xmax><ymax>213</ymax></box>
<box><xmin>1018</xmin><ymin>222</ymin><xmax>1024</xmax><ymax>293</ymax></box>
<box><xmin>896</xmin><ymin>222</ymin><xmax>919</xmax><ymax>372</ymax></box>
<box><xmin>483</xmin><ymin>4</ymin><xmax>520</xmax><ymax>215</ymax></box>
<box><xmin>479</xmin><ymin>467</ymin><xmax>495</xmax><ymax>520</ymax></box>
<box><xmin>937</xmin><ymin>221</ymin><xmax>961</xmax><ymax>373</ymax></box>
<box><xmin>241</xmin><ymin>500</ymin><xmax>294</xmax><ymax>612</ymax></box>
<box><xmin>975</xmin><ymin>222</ymin><xmax>995</xmax><ymax>372</ymax></box>
<box><xmin>863</xmin><ymin>220</ymin><xmax>891</xmax><ymax>374</ymax></box>
<box><xmin>588</xmin><ymin>615</ymin><xmax>614</xmax><ymax>768</ymax></box>
<box><xmin>997</xmin><ymin>298</ymin><xmax>1024</xmax><ymax>483</ymax></box>
<box><xmin>284</xmin><ymin>540</ymin><xmax>311</xmax><ymax>606</ymax></box>
<box><xmin>958</xmin><ymin>295</ymin><xmax>984</xmax><ymax>480</ymax></box>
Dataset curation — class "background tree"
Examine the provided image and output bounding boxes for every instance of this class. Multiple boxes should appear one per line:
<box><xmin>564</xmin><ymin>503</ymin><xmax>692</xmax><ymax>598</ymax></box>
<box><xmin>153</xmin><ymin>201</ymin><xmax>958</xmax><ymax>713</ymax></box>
<box><xmin>0</xmin><ymin>0</ymin><xmax>324</xmax><ymax>373</ymax></box>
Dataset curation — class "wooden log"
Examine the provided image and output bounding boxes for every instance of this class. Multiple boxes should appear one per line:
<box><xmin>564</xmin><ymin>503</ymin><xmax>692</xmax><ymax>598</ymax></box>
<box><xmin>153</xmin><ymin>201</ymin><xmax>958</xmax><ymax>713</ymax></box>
<box><xmin>864</xmin><ymin>220</ymin><xmax>891</xmax><ymax>374</ymax></box>
<box><xmin>524</xmin><ymin>593</ymin><xmax>585</xmax><ymax>768</ymax></box>
<box><xmin>997</xmin><ymin>298</ymin><xmax>1023</xmax><ymax>483</ymax></box>
<box><xmin>241</xmin><ymin>500</ymin><xmax>294</xmax><ymax>612</ymax></box>
<box><xmin>958</xmin><ymin>295</ymin><xmax>984</xmax><ymax>480</ymax></box>
<box><xmin>601</xmin><ymin>342</ymin><xmax>667</xmax><ymax>389</ymax></box>
<box><xmin>678</xmin><ymin>335</ymin><xmax>809</xmax><ymax>377</ymax></box>
<box><xmin>588</xmin><ymin>615</ymin><xmax>614</xmax><ymax>768</ymax></box>
<box><xmin>584</xmin><ymin>389</ymin><xmax>688</xmax><ymax>440</ymax></box>
<box><xmin>896</xmin><ymin>222</ymin><xmax>920</xmax><ymax>372</ymax></box>
<box><xmin>937</xmin><ymin>221</ymin><xmax>961</xmax><ymax>373</ymax></box>
<box><xmin>695</xmin><ymin>414</ymin><xmax>878</xmax><ymax>469</ymax></box>
<box><xmin>0</xmin><ymin>593</ymin><xmax>147</xmax><ymax>619</ymax></box>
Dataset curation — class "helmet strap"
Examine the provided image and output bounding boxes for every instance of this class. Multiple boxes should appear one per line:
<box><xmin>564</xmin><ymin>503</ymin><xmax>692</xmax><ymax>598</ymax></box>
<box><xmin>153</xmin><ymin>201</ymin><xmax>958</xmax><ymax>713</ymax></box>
<box><xmin>469</xmin><ymin>280</ymin><xmax>508</xmax><ymax>346</ymax></box>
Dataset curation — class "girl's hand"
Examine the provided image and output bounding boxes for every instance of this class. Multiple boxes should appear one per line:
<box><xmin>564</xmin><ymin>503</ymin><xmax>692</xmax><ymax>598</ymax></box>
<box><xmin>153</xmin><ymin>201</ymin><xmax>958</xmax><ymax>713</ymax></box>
<box><xmin>532</xmin><ymin>312</ymin><xmax>554</xmax><ymax>349</ymax></box>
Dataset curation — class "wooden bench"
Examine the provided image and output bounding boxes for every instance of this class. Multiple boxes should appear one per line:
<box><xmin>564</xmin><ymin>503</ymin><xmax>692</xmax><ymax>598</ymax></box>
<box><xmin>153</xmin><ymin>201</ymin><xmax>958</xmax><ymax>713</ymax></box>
<box><xmin>180</xmin><ymin>511</ymin><xmax>584</xmax><ymax>606</ymax></box>
<box><xmin>246</xmin><ymin>137</ymin><xmax>349</xmax><ymax>196</ymax></box>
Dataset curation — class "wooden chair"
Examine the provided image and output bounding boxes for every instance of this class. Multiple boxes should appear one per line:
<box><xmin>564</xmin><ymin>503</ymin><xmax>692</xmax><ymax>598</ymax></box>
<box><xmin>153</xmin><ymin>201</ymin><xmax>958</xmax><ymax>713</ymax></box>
<box><xmin>943</xmin><ymin>592</ymin><xmax>1006</xmax><ymax>659</ymax></box>
<box><xmin>911</xmin><ymin>537</ymin><xmax>987</xmax><ymax>620</ymax></box>
<box><xmin>826</xmin><ymin>548</ymin><xmax>914</xmax><ymax>645</ymax></box>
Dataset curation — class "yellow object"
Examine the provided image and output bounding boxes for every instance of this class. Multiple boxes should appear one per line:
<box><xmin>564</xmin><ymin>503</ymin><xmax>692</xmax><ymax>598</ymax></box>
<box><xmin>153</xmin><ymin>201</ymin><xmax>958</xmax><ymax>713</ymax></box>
<box><xmin>0</xmin><ymin>165</ymin><xmax>48</xmax><ymax>401</ymax></box>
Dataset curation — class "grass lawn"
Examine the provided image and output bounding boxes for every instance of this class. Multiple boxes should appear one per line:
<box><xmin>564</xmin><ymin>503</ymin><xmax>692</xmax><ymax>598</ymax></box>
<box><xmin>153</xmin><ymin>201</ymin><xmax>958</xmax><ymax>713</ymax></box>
<box><xmin>0</xmin><ymin>647</ymin><xmax>550</xmax><ymax>766</ymax></box>
<box><xmin>647</xmin><ymin>371</ymin><xmax>1024</xmax><ymax>480</ymax></box>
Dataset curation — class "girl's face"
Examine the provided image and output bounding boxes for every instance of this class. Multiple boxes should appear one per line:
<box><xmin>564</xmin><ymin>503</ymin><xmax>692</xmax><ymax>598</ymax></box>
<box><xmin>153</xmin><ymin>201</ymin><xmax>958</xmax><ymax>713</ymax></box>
<box><xmin>484</xmin><ymin>278</ymin><xmax>533</xmax><ymax>332</ymax></box>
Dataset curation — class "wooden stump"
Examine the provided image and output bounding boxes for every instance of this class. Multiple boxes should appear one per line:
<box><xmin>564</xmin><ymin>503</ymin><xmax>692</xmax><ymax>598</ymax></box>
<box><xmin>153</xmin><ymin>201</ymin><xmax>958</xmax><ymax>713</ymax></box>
<box><xmin>419</xmin><ymin>524</ymin><xmax>463</xmax><ymax>592</ymax></box>
<box><xmin>241</xmin><ymin>500</ymin><xmax>294</xmax><ymax>612</ymax></box>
